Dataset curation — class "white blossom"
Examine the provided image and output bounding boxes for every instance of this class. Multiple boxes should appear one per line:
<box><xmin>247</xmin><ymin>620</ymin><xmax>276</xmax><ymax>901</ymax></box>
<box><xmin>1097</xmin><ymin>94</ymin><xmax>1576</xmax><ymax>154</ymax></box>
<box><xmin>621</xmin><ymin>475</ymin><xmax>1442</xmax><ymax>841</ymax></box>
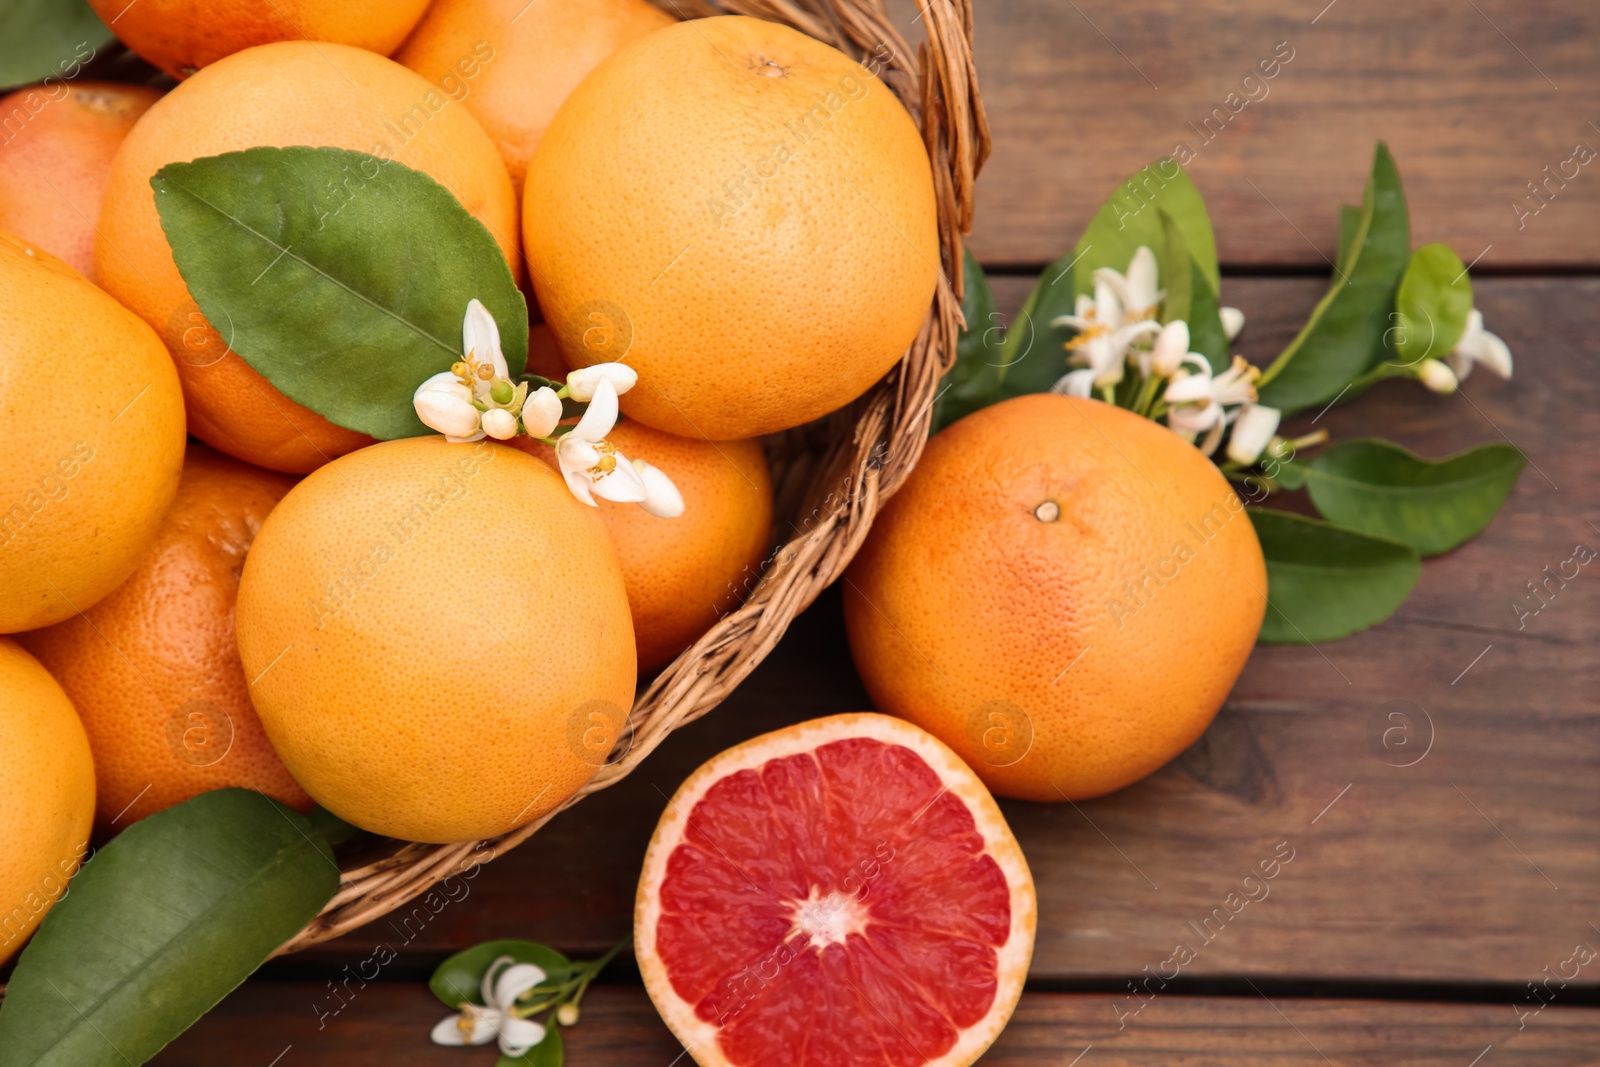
<box><xmin>431</xmin><ymin>956</ymin><xmax>548</xmax><ymax>1057</ymax></box>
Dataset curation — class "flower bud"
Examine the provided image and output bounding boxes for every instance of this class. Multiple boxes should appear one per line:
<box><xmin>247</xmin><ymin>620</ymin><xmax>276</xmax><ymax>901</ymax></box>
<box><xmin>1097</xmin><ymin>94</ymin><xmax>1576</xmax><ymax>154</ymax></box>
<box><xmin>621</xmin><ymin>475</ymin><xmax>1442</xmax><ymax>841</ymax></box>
<box><xmin>1225</xmin><ymin>404</ymin><xmax>1281</xmax><ymax>466</ymax></box>
<box><xmin>557</xmin><ymin>1003</ymin><xmax>580</xmax><ymax>1026</ymax></box>
<box><xmin>1150</xmin><ymin>320</ymin><xmax>1191</xmax><ymax>377</ymax></box>
<box><xmin>414</xmin><ymin>371</ymin><xmax>482</xmax><ymax>439</ymax></box>
<box><xmin>521</xmin><ymin>386</ymin><xmax>563</xmax><ymax>438</ymax></box>
<box><xmin>566</xmin><ymin>362</ymin><xmax>638</xmax><ymax>402</ymax></box>
<box><xmin>1417</xmin><ymin>358</ymin><xmax>1459</xmax><ymax>394</ymax></box>
<box><xmin>481</xmin><ymin>408</ymin><xmax>518</xmax><ymax>440</ymax></box>
<box><xmin>1220</xmin><ymin>306</ymin><xmax>1245</xmax><ymax>341</ymax></box>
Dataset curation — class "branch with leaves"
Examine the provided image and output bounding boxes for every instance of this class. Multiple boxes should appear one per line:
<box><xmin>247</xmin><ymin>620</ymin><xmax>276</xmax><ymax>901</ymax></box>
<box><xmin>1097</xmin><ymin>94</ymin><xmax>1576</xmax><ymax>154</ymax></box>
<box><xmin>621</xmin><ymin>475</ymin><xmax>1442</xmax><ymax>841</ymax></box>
<box><xmin>935</xmin><ymin>143</ymin><xmax>1525</xmax><ymax>643</ymax></box>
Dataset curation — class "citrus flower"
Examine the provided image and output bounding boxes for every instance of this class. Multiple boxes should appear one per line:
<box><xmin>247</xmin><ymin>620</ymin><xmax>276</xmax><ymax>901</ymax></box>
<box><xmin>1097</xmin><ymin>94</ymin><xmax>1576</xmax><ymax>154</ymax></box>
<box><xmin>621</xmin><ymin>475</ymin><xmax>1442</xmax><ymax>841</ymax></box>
<box><xmin>1225</xmin><ymin>402</ymin><xmax>1282</xmax><ymax>465</ymax></box>
<box><xmin>1146</xmin><ymin>319</ymin><xmax>1193</xmax><ymax>379</ymax></box>
<box><xmin>1220</xmin><ymin>306</ymin><xmax>1246</xmax><ymax>341</ymax></box>
<box><xmin>1445</xmin><ymin>309</ymin><xmax>1513</xmax><ymax>382</ymax></box>
<box><xmin>1093</xmin><ymin>246</ymin><xmax>1163</xmax><ymax>322</ymax></box>
<box><xmin>414</xmin><ymin>372</ymin><xmax>485</xmax><ymax>442</ymax></box>
<box><xmin>1050</xmin><ymin>279</ymin><xmax>1162</xmax><ymax>395</ymax></box>
<box><xmin>521</xmin><ymin>385</ymin><xmax>563</xmax><ymax>438</ymax></box>
<box><xmin>430</xmin><ymin>955</ymin><xmax>548</xmax><ymax>1057</ymax></box>
<box><xmin>555</xmin><ymin>377</ymin><xmax>649</xmax><ymax>507</ymax></box>
<box><xmin>633</xmin><ymin>458</ymin><xmax>686</xmax><ymax>518</ymax></box>
<box><xmin>1416</xmin><ymin>358</ymin><xmax>1459</xmax><ymax>394</ymax></box>
<box><xmin>458</xmin><ymin>298</ymin><xmax>511</xmax><ymax>401</ymax></box>
<box><xmin>566</xmin><ymin>362</ymin><xmax>639</xmax><ymax>402</ymax></box>
<box><xmin>1163</xmin><ymin>355</ymin><xmax>1261</xmax><ymax>455</ymax></box>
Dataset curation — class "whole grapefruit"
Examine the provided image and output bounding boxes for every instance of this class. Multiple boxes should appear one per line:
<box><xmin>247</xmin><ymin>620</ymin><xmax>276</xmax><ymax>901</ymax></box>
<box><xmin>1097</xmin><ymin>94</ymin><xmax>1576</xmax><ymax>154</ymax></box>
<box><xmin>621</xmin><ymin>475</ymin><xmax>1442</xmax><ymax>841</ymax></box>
<box><xmin>396</xmin><ymin>0</ymin><xmax>672</xmax><ymax>195</ymax></box>
<box><xmin>515</xmin><ymin>420</ymin><xmax>773</xmax><ymax>672</ymax></box>
<box><xmin>0</xmin><ymin>231</ymin><xmax>186</xmax><ymax>633</ymax></box>
<box><xmin>0</xmin><ymin>82</ymin><xmax>161</xmax><ymax>281</ymax></box>
<box><xmin>0</xmin><ymin>638</ymin><xmax>94</xmax><ymax>964</ymax></box>
<box><xmin>19</xmin><ymin>445</ymin><xmax>312</xmax><ymax>827</ymax></box>
<box><xmin>96</xmin><ymin>41</ymin><xmax>520</xmax><ymax>474</ymax></box>
<box><xmin>843</xmin><ymin>395</ymin><xmax>1267</xmax><ymax>801</ymax></box>
<box><xmin>523</xmin><ymin>16</ymin><xmax>938</xmax><ymax>440</ymax></box>
<box><xmin>235</xmin><ymin>437</ymin><xmax>635</xmax><ymax>843</ymax></box>
<box><xmin>86</xmin><ymin>0</ymin><xmax>432</xmax><ymax>80</ymax></box>
<box><xmin>637</xmin><ymin>712</ymin><xmax>1035</xmax><ymax>1067</ymax></box>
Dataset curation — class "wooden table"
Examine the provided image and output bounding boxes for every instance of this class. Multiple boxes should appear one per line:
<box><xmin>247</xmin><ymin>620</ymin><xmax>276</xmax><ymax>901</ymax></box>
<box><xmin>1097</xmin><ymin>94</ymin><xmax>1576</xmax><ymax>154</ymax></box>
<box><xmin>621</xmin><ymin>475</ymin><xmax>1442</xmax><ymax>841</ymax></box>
<box><xmin>156</xmin><ymin>1</ymin><xmax>1600</xmax><ymax>1062</ymax></box>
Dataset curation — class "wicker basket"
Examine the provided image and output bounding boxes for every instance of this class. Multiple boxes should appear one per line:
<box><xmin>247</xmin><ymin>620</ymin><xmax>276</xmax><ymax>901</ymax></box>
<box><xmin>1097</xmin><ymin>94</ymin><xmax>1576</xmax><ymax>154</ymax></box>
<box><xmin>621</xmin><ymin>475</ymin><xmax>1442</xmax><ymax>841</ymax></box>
<box><xmin>275</xmin><ymin>0</ymin><xmax>989</xmax><ymax>956</ymax></box>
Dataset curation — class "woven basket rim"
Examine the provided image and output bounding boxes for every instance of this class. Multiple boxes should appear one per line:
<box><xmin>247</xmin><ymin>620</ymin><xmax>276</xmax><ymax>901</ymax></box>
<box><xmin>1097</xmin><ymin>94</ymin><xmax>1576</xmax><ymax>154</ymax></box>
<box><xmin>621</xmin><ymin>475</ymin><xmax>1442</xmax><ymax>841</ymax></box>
<box><xmin>277</xmin><ymin>0</ymin><xmax>989</xmax><ymax>957</ymax></box>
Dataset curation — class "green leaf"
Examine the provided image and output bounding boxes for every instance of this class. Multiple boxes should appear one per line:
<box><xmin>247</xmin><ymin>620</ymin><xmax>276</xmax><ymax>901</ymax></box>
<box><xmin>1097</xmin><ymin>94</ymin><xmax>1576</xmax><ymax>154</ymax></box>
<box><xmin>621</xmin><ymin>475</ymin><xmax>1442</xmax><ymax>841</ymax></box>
<box><xmin>1301</xmin><ymin>439</ymin><xmax>1525</xmax><ymax>556</ymax></box>
<box><xmin>1071</xmin><ymin>159</ymin><xmax>1219</xmax><ymax>297</ymax></box>
<box><xmin>499</xmin><ymin>1028</ymin><xmax>564</xmax><ymax>1067</ymax></box>
<box><xmin>931</xmin><ymin>248</ymin><xmax>1004</xmax><ymax>431</ymax></box>
<box><xmin>1250</xmin><ymin>508</ymin><xmax>1420</xmax><ymax>644</ymax></box>
<box><xmin>1156</xmin><ymin>210</ymin><xmax>1194</xmax><ymax>325</ymax></box>
<box><xmin>431</xmin><ymin>940</ymin><xmax>573</xmax><ymax>1009</ymax></box>
<box><xmin>1391</xmin><ymin>243</ymin><xmax>1473</xmax><ymax>366</ymax></box>
<box><xmin>152</xmin><ymin>146</ymin><xmax>528</xmax><ymax>440</ymax></box>
<box><xmin>0</xmin><ymin>1</ymin><xmax>111</xmax><ymax>91</ymax></box>
<box><xmin>1335</xmin><ymin>203</ymin><xmax>1362</xmax><ymax>275</ymax></box>
<box><xmin>0</xmin><ymin>790</ymin><xmax>338</xmax><ymax>1066</ymax></box>
<box><xmin>305</xmin><ymin>806</ymin><xmax>359</xmax><ymax>845</ymax></box>
<box><xmin>993</xmin><ymin>259</ymin><xmax>1067</xmax><ymax>399</ymax></box>
<box><xmin>1257</xmin><ymin>143</ymin><xmax>1410</xmax><ymax>414</ymax></box>
<box><xmin>1184</xmin><ymin>253</ymin><xmax>1230</xmax><ymax>373</ymax></box>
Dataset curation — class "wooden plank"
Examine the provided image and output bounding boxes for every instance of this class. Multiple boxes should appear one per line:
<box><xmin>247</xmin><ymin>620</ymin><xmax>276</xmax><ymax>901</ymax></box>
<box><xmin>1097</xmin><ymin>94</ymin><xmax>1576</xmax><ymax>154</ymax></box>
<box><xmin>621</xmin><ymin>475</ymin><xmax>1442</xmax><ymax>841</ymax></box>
<box><xmin>914</xmin><ymin>0</ymin><xmax>1600</xmax><ymax>269</ymax></box>
<box><xmin>154</xmin><ymin>983</ymin><xmax>1600</xmax><ymax>1065</ymax></box>
<box><xmin>281</xmin><ymin>276</ymin><xmax>1598</xmax><ymax>986</ymax></box>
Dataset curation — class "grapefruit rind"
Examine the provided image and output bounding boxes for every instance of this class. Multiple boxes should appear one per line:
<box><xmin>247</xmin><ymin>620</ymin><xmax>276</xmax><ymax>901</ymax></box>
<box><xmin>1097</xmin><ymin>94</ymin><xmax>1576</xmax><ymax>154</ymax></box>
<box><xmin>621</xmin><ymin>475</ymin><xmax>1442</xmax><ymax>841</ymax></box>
<box><xmin>635</xmin><ymin>712</ymin><xmax>1036</xmax><ymax>1067</ymax></box>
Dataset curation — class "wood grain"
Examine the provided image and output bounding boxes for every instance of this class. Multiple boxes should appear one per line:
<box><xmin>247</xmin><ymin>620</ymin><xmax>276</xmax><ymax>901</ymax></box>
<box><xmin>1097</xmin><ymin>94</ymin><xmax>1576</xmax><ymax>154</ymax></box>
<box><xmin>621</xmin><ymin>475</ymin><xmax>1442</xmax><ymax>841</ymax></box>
<box><xmin>896</xmin><ymin>0</ymin><xmax>1600</xmax><ymax>269</ymax></box>
<box><xmin>154</xmin><ymin>983</ymin><xmax>1600</xmax><ymax>1065</ymax></box>
<box><xmin>279</xmin><ymin>276</ymin><xmax>1599</xmax><ymax>987</ymax></box>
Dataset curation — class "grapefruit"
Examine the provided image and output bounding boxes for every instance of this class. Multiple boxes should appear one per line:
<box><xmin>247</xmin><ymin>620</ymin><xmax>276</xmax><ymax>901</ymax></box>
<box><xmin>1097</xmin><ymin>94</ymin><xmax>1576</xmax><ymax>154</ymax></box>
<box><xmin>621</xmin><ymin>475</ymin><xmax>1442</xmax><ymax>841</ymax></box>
<box><xmin>235</xmin><ymin>437</ymin><xmax>635</xmax><ymax>843</ymax></box>
<box><xmin>0</xmin><ymin>230</ymin><xmax>186</xmax><ymax>633</ymax></box>
<box><xmin>86</xmin><ymin>0</ymin><xmax>432</xmax><ymax>80</ymax></box>
<box><xmin>636</xmin><ymin>713</ymin><xmax>1034</xmax><ymax>1067</ymax></box>
<box><xmin>396</xmin><ymin>0</ymin><xmax>673</xmax><ymax>195</ymax></box>
<box><xmin>523</xmin><ymin>16</ymin><xmax>938</xmax><ymax>440</ymax></box>
<box><xmin>515</xmin><ymin>420</ymin><xmax>773</xmax><ymax>672</ymax></box>
<box><xmin>0</xmin><ymin>82</ymin><xmax>161</xmax><ymax>281</ymax></box>
<box><xmin>96</xmin><ymin>41</ymin><xmax>520</xmax><ymax>474</ymax></box>
<box><xmin>0</xmin><ymin>638</ymin><xmax>95</xmax><ymax>964</ymax></box>
<box><xmin>843</xmin><ymin>394</ymin><xmax>1267</xmax><ymax>801</ymax></box>
<box><xmin>19</xmin><ymin>444</ymin><xmax>313</xmax><ymax>827</ymax></box>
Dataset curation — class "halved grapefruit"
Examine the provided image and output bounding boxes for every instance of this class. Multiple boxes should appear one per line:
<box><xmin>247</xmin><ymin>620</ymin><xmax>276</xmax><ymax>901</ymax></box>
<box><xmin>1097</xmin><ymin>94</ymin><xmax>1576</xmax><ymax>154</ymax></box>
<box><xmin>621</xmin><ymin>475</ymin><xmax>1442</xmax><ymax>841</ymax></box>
<box><xmin>636</xmin><ymin>713</ymin><xmax>1036</xmax><ymax>1066</ymax></box>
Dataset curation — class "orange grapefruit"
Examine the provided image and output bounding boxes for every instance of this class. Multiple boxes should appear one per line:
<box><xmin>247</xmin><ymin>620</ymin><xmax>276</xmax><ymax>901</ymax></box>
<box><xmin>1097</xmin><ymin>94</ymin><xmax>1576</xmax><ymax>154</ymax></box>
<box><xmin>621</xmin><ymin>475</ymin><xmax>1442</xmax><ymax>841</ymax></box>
<box><xmin>87</xmin><ymin>0</ymin><xmax>432</xmax><ymax>80</ymax></box>
<box><xmin>395</xmin><ymin>0</ymin><xmax>673</xmax><ymax>195</ymax></box>
<box><xmin>514</xmin><ymin>420</ymin><xmax>773</xmax><ymax>672</ymax></box>
<box><xmin>96</xmin><ymin>41</ymin><xmax>520</xmax><ymax>474</ymax></box>
<box><xmin>0</xmin><ymin>82</ymin><xmax>161</xmax><ymax>281</ymax></box>
<box><xmin>523</xmin><ymin>15</ymin><xmax>938</xmax><ymax>440</ymax></box>
<box><xmin>19</xmin><ymin>444</ymin><xmax>313</xmax><ymax>827</ymax></box>
<box><xmin>0</xmin><ymin>638</ymin><xmax>95</xmax><ymax>963</ymax></box>
<box><xmin>637</xmin><ymin>713</ymin><xmax>1034</xmax><ymax>1067</ymax></box>
<box><xmin>843</xmin><ymin>394</ymin><xmax>1267</xmax><ymax>801</ymax></box>
<box><xmin>0</xmin><ymin>230</ymin><xmax>186</xmax><ymax>633</ymax></box>
<box><xmin>235</xmin><ymin>437</ymin><xmax>635</xmax><ymax>843</ymax></box>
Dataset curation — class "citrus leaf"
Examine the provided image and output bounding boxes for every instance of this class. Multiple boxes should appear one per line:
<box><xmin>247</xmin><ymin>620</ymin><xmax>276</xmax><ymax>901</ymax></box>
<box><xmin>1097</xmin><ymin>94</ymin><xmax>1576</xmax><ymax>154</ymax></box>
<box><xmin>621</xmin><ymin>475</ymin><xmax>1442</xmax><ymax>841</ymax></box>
<box><xmin>431</xmin><ymin>940</ymin><xmax>573</xmax><ymax>1009</ymax></box>
<box><xmin>1072</xmin><ymin>159</ymin><xmax>1218</xmax><ymax>297</ymax></box>
<box><xmin>993</xmin><ymin>256</ymin><xmax>1070</xmax><ymax>399</ymax></box>
<box><xmin>1257</xmin><ymin>142</ymin><xmax>1410</xmax><ymax>414</ymax></box>
<box><xmin>499</xmin><ymin>1027</ymin><xmax>563</xmax><ymax>1067</ymax></box>
<box><xmin>1156</xmin><ymin>210</ymin><xmax>1194</xmax><ymax>325</ymax></box>
<box><xmin>1250</xmin><ymin>508</ymin><xmax>1420</xmax><ymax>644</ymax></box>
<box><xmin>1335</xmin><ymin>203</ymin><xmax>1362</xmax><ymax>275</ymax></box>
<box><xmin>0</xmin><ymin>1</ymin><xmax>110</xmax><ymax>91</ymax></box>
<box><xmin>152</xmin><ymin>146</ymin><xmax>527</xmax><ymax>440</ymax></box>
<box><xmin>0</xmin><ymin>789</ymin><xmax>338</xmax><ymax>1067</ymax></box>
<box><xmin>931</xmin><ymin>248</ymin><xmax>1004</xmax><ymax>431</ymax></box>
<box><xmin>1301</xmin><ymin>439</ymin><xmax>1525</xmax><ymax>556</ymax></box>
<box><xmin>1391</xmin><ymin>243</ymin><xmax>1472</xmax><ymax>366</ymax></box>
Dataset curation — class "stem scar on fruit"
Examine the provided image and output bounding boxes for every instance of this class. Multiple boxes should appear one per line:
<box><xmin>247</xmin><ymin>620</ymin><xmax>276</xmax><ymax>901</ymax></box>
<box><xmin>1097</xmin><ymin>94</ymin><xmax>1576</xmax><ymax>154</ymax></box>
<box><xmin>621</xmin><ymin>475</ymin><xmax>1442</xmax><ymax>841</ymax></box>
<box><xmin>1034</xmin><ymin>501</ymin><xmax>1061</xmax><ymax>523</ymax></box>
<box><xmin>752</xmin><ymin>56</ymin><xmax>787</xmax><ymax>77</ymax></box>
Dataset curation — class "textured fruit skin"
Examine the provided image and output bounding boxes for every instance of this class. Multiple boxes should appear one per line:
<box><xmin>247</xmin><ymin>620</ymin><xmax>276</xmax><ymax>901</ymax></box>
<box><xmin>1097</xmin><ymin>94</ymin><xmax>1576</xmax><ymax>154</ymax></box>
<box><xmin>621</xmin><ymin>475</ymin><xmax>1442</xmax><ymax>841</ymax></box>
<box><xmin>235</xmin><ymin>437</ymin><xmax>636</xmax><ymax>843</ymax></box>
<box><xmin>19</xmin><ymin>445</ymin><xmax>312</xmax><ymax>827</ymax></box>
<box><xmin>0</xmin><ymin>82</ymin><xmax>161</xmax><ymax>281</ymax></box>
<box><xmin>0</xmin><ymin>638</ymin><xmax>94</xmax><ymax>964</ymax></box>
<box><xmin>96</xmin><ymin>41</ymin><xmax>520</xmax><ymax>474</ymax></box>
<box><xmin>515</xmin><ymin>421</ymin><xmax>773</xmax><ymax>672</ymax></box>
<box><xmin>87</xmin><ymin>0</ymin><xmax>432</xmax><ymax>80</ymax></box>
<box><xmin>396</xmin><ymin>0</ymin><xmax>672</xmax><ymax>195</ymax></box>
<box><xmin>636</xmin><ymin>712</ymin><xmax>1035</xmax><ymax>1067</ymax></box>
<box><xmin>523</xmin><ymin>16</ymin><xmax>938</xmax><ymax>440</ymax></box>
<box><xmin>843</xmin><ymin>395</ymin><xmax>1268</xmax><ymax>801</ymax></box>
<box><xmin>0</xmin><ymin>231</ymin><xmax>186</xmax><ymax>633</ymax></box>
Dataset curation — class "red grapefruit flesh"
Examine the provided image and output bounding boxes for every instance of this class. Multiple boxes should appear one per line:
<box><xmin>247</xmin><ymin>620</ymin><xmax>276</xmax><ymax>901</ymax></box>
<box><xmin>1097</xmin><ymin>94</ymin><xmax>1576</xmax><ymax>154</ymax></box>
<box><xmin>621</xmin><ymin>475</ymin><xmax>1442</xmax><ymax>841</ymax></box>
<box><xmin>636</xmin><ymin>713</ymin><xmax>1036</xmax><ymax>1067</ymax></box>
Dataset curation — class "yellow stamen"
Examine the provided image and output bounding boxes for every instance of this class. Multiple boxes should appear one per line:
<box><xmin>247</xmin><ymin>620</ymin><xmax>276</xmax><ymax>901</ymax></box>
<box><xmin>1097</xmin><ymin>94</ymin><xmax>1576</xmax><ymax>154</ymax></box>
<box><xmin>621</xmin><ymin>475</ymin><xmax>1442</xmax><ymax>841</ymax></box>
<box><xmin>1064</xmin><ymin>322</ymin><xmax>1110</xmax><ymax>351</ymax></box>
